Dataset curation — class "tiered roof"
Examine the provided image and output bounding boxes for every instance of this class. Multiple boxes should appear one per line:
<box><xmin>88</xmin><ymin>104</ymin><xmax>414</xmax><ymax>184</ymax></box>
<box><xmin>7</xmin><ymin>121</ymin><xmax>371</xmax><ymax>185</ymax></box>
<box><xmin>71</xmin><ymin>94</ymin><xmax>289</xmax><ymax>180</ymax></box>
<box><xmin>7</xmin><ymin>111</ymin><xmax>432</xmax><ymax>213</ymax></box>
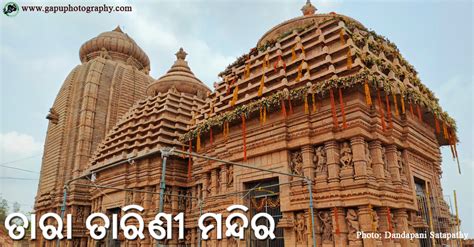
<box><xmin>90</xmin><ymin>48</ymin><xmax>209</xmax><ymax>167</ymax></box>
<box><xmin>182</xmin><ymin>5</ymin><xmax>456</xmax><ymax>143</ymax></box>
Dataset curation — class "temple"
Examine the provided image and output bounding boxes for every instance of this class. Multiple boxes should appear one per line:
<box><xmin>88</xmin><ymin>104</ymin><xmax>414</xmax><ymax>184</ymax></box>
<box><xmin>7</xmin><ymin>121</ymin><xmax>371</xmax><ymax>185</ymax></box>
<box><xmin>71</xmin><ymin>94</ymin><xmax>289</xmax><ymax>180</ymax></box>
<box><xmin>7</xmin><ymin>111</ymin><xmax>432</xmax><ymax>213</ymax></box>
<box><xmin>34</xmin><ymin>1</ymin><xmax>461</xmax><ymax>246</ymax></box>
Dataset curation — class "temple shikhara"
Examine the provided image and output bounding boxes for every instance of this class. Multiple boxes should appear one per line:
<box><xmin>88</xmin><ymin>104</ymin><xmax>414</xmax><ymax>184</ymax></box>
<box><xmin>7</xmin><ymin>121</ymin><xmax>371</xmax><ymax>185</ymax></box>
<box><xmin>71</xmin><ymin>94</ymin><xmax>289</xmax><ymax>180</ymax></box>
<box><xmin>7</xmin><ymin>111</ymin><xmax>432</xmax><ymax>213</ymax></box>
<box><xmin>34</xmin><ymin>1</ymin><xmax>462</xmax><ymax>247</ymax></box>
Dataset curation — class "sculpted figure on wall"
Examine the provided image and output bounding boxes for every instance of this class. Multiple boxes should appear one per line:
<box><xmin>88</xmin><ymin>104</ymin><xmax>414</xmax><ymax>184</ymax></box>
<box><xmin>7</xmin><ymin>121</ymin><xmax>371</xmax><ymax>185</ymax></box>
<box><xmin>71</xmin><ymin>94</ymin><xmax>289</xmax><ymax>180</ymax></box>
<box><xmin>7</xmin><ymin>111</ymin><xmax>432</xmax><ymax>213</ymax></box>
<box><xmin>397</xmin><ymin>151</ymin><xmax>408</xmax><ymax>181</ymax></box>
<box><xmin>290</xmin><ymin>151</ymin><xmax>304</xmax><ymax>176</ymax></box>
<box><xmin>381</xmin><ymin>147</ymin><xmax>390</xmax><ymax>177</ymax></box>
<box><xmin>178</xmin><ymin>189</ymin><xmax>186</xmax><ymax>211</ymax></box>
<box><xmin>294</xmin><ymin>212</ymin><xmax>307</xmax><ymax>244</ymax></box>
<box><xmin>365</xmin><ymin>142</ymin><xmax>372</xmax><ymax>168</ymax></box>
<box><xmin>164</xmin><ymin>186</ymin><xmax>172</xmax><ymax>204</ymax></box>
<box><xmin>318</xmin><ymin>211</ymin><xmax>333</xmax><ymax>243</ymax></box>
<box><xmin>99</xmin><ymin>47</ymin><xmax>111</xmax><ymax>59</ymax></box>
<box><xmin>186</xmin><ymin>190</ymin><xmax>192</xmax><ymax>211</ymax></box>
<box><xmin>126</xmin><ymin>191</ymin><xmax>134</xmax><ymax>205</ymax></box>
<box><xmin>314</xmin><ymin>146</ymin><xmax>327</xmax><ymax>174</ymax></box>
<box><xmin>227</xmin><ymin>165</ymin><xmax>234</xmax><ymax>187</ymax></box>
<box><xmin>340</xmin><ymin>142</ymin><xmax>353</xmax><ymax>168</ymax></box>
<box><xmin>346</xmin><ymin>209</ymin><xmax>360</xmax><ymax>241</ymax></box>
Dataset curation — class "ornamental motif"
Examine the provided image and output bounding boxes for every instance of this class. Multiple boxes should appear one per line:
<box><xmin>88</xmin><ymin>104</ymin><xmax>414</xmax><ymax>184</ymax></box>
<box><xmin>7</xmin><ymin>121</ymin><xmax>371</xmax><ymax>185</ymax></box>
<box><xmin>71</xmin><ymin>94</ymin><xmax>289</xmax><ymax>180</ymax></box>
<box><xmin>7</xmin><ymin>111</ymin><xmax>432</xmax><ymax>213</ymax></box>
<box><xmin>339</xmin><ymin>142</ymin><xmax>353</xmax><ymax>168</ymax></box>
<box><xmin>290</xmin><ymin>150</ymin><xmax>304</xmax><ymax>176</ymax></box>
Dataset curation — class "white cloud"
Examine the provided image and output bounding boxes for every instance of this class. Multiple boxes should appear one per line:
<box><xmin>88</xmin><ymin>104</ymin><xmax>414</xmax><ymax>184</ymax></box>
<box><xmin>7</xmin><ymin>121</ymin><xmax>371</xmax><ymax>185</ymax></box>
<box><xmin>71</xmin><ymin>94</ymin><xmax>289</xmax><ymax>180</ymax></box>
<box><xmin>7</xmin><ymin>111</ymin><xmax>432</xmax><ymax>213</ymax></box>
<box><xmin>0</xmin><ymin>131</ymin><xmax>42</xmax><ymax>159</ymax></box>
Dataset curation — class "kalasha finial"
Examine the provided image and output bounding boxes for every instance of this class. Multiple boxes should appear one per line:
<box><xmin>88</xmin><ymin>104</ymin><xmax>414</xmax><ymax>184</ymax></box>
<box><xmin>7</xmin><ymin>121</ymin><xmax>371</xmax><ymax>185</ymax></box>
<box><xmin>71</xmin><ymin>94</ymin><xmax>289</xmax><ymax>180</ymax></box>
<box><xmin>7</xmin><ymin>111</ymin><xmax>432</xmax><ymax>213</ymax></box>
<box><xmin>301</xmin><ymin>0</ymin><xmax>317</xmax><ymax>16</ymax></box>
<box><xmin>113</xmin><ymin>25</ymin><xmax>124</xmax><ymax>33</ymax></box>
<box><xmin>175</xmin><ymin>47</ymin><xmax>188</xmax><ymax>60</ymax></box>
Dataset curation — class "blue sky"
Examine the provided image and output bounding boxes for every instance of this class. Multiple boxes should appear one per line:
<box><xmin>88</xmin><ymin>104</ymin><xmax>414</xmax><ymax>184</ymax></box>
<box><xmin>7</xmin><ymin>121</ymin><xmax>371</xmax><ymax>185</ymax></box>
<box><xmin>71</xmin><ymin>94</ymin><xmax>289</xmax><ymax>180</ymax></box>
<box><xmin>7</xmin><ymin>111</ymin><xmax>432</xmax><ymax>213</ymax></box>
<box><xmin>1</xmin><ymin>0</ymin><xmax>472</xmax><ymax>235</ymax></box>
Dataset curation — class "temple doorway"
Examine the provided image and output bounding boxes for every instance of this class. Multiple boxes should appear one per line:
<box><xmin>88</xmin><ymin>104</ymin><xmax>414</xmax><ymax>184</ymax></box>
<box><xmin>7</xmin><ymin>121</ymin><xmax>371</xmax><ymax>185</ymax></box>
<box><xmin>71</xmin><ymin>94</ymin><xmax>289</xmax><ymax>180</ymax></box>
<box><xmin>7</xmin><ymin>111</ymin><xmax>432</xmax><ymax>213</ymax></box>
<box><xmin>245</xmin><ymin>178</ymin><xmax>284</xmax><ymax>247</ymax></box>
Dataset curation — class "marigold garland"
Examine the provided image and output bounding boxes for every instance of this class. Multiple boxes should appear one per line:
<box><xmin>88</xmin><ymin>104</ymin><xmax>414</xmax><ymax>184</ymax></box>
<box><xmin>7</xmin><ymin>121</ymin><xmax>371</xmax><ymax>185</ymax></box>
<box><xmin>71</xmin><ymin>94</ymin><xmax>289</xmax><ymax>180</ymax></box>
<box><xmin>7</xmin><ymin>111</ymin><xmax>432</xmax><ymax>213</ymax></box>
<box><xmin>180</xmin><ymin>71</ymin><xmax>456</xmax><ymax>144</ymax></box>
<box><xmin>330</xmin><ymin>88</ymin><xmax>339</xmax><ymax>128</ymax></box>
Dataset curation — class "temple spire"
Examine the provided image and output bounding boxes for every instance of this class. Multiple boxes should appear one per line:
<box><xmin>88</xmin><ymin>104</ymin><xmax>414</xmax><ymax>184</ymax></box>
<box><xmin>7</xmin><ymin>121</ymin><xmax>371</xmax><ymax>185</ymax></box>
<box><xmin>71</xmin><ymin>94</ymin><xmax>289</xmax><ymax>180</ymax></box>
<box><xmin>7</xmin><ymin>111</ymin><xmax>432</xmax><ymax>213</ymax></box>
<box><xmin>301</xmin><ymin>0</ymin><xmax>317</xmax><ymax>16</ymax></box>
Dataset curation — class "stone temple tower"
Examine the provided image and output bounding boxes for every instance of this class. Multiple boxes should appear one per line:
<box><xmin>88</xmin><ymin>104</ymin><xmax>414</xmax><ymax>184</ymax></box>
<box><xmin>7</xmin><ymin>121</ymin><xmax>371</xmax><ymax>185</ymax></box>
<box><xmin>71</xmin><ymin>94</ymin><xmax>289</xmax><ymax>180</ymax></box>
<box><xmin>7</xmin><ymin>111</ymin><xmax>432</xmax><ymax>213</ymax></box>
<box><xmin>34</xmin><ymin>26</ymin><xmax>153</xmax><ymax>244</ymax></box>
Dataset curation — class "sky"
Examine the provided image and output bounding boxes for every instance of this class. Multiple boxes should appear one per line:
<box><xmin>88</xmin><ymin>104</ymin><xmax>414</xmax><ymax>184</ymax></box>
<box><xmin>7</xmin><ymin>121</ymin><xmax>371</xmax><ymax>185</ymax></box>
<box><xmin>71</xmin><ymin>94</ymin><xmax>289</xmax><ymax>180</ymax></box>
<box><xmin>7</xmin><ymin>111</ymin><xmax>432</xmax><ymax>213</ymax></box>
<box><xmin>0</xmin><ymin>0</ymin><xmax>472</xmax><ymax>236</ymax></box>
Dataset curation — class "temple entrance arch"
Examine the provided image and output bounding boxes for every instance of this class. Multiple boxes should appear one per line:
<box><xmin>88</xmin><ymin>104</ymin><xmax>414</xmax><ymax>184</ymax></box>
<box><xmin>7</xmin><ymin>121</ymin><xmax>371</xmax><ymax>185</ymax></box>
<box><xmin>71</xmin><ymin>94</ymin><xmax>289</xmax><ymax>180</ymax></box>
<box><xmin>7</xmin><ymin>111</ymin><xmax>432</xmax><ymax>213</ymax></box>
<box><xmin>245</xmin><ymin>178</ymin><xmax>284</xmax><ymax>247</ymax></box>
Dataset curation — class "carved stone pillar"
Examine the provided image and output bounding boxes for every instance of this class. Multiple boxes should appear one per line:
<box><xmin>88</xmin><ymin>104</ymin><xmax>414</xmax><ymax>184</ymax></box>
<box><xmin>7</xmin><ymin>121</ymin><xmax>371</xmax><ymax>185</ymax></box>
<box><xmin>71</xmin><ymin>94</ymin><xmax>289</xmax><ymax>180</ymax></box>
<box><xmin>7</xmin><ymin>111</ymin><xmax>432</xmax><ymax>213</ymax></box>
<box><xmin>394</xmin><ymin>209</ymin><xmax>410</xmax><ymax>247</ymax></box>
<box><xmin>211</xmin><ymin>169</ymin><xmax>218</xmax><ymax>195</ymax></box>
<box><xmin>332</xmin><ymin>208</ymin><xmax>348</xmax><ymax>247</ymax></box>
<box><xmin>386</xmin><ymin>145</ymin><xmax>401</xmax><ymax>186</ymax></box>
<box><xmin>220</xmin><ymin>165</ymin><xmax>227</xmax><ymax>193</ymax></box>
<box><xmin>143</xmin><ymin>187</ymin><xmax>152</xmax><ymax>211</ymax></box>
<box><xmin>302</xmin><ymin>145</ymin><xmax>314</xmax><ymax>180</ymax></box>
<box><xmin>369</xmin><ymin>141</ymin><xmax>385</xmax><ymax>184</ymax></box>
<box><xmin>351</xmin><ymin>136</ymin><xmax>367</xmax><ymax>181</ymax></box>
<box><xmin>171</xmin><ymin>186</ymin><xmax>178</xmax><ymax>211</ymax></box>
<box><xmin>358</xmin><ymin>206</ymin><xmax>376</xmax><ymax>247</ymax></box>
<box><xmin>376</xmin><ymin>207</ymin><xmax>394</xmax><ymax>247</ymax></box>
<box><xmin>325</xmin><ymin>141</ymin><xmax>340</xmax><ymax>186</ymax></box>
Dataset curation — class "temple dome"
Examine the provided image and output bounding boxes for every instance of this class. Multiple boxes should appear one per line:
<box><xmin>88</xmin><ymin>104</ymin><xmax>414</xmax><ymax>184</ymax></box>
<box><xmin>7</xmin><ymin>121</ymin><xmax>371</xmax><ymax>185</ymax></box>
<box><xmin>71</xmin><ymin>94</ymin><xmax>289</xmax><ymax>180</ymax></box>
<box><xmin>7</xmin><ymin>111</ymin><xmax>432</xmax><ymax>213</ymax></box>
<box><xmin>146</xmin><ymin>48</ymin><xmax>210</xmax><ymax>97</ymax></box>
<box><xmin>79</xmin><ymin>26</ymin><xmax>150</xmax><ymax>70</ymax></box>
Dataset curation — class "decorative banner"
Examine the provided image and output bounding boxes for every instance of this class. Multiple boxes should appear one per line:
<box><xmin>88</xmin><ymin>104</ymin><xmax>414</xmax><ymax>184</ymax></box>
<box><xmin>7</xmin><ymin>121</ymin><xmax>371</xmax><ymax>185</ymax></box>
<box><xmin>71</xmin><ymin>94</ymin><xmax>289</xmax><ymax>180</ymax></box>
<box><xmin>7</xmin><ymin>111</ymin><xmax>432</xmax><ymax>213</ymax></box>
<box><xmin>329</xmin><ymin>88</ymin><xmax>339</xmax><ymax>128</ymax></box>
<box><xmin>339</xmin><ymin>29</ymin><xmax>345</xmax><ymax>45</ymax></box>
<box><xmin>296</xmin><ymin>62</ymin><xmax>303</xmax><ymax>82</ymax></box>
<box><xmin>288</xmin><ymin>96</ymin><xmax>293</xmax><ymax>115</ymax></box>
<box><xmin>377</xmin><ymin>89</ymin><xmax>386</xmax><ymax>131</ymax></box>
<box><xmin>301</xmin><ymin>45</ymin><xmax>306</xmax><ymax>57</ymax></box>
<box><xmin>242</xmin><ymin>114</ymin><xmax>247</xmax><ymax>161</ymax></box>
<box><xmin>333</xmin><ymin>208</ymin><xmax>340</xmax><ymax>235</ymax></box>
<box><xmin>230</xmin><ymin>85</ymin><xmax>239</xmax><ymax>106</ymax></box>
<box><xmin>435</xmin><ymin>116</ymin><xmax>441</xmax><ymax>134</ymax></box>
<box><xmin>259</xmin><ymin>106</ymin><xmax>267</xmax><ymax>125</ymax></box>
<box><xmin>304</xmin><ymin>94</ymin><xmax>309</xmax><ymax>114</ymax></box>
<box><xmin>273</xmin><ymin>55</ymin><xmax>286</xmax><ymax>73</ymax></box>
<box><xmin>385</xmin><ymin>94</ymin><xmax>393</xmax><ymax>129</ymax></box>
<box><xmin>312</xmin><ymin>92</ymin><xmax>317</xmax><ymax>112</ymax></box>
<box><xmin>417</xmin><ymin>104</ymin><xmax>422</xmax><ymax>122</ymax></box>
<box><xmin>244</xmin><ymin>61</ymin><xmax>250</xmax><ymax>79</ymax></box>
<box><xmin>196</xmin><ymin>132</ymin><xmax>201</xmax><ymax>151</ymax></box>
<box><xmin>339</xmin><ymin>88</ymin><xmax>347</xmax><ymax>129</ymax></box>
<box><xmin>409</xmin><ymin>101</ymin><xmax>414</xmax><ymax>117</ymax></box>
<box><xmin>364</xmin><ymin>79</ymin><xmax>372</xmax><ymax>106</ymax></box>
<box><xmin>258</xmin><ymin>75</ymin><xmax>265</xmax><ymax>97</ymax></box>
<box><xmin>400</xmin><ymin>95</ymin><xmax>406</xmax><ymax>114</ymax></box>
<box><xmin>393</xmin><ymin>94</ymin><xmax>399</xmax><ymax>117</ymax></box>
<box><xmin>346</xmin><ymin>49</ymin><xmax>353</xmax><ymax>69</ymax></box>
<box><xmin>386</xmin><ymin>207</ymin><xmax>393</xmax><ymax>235</ymax></box>
<box><xmin>281</xmin><ymin>99</ymin><xmax>287</xmax><ymax>118</ymax></box>
<box><xmin>291</xmin><ymin>46</ymin><xmax>297</xmax><ymax>61</ymax></box>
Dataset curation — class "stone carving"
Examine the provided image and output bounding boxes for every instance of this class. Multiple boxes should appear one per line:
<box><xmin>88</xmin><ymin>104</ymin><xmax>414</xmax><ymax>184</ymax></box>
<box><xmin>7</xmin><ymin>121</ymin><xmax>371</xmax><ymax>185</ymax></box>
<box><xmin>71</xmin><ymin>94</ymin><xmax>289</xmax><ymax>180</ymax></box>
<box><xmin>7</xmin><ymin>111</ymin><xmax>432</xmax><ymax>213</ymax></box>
<box><xmin>99</xmin><ymin>47</ymin><xmax>111</xmax><ymax>59</ymax></box>
<box><xmin>346</xmin><ymin>209</ymin><xmax>360</xmax><ymax>241</ymax></box>
<box><xmin>46</xmin><ymin>108</ymin><xmax>59</xmax><ymax>124</ymax></box>
<box><xmin>397</xmin><ymin>151</ymin><xmax>408</xmax><ymax>180</ymax></box>
<box><xmin>318</xmin><ymin>211</ymin><xmax>333</xmax><ymax>243</ymax></box>
<box><xmin>187</xmin><ymin>190</ymin><xmax>193</xmax><ymax>210</ymax></box>
<box><xmin>340</xmin><ymin>142</ymin><xmax>353</xmax><ymax>168</ymax></box>
<box><xmin>164</xmin><ymin>186</ymin><xmax>172</xmax><ymax>204</ymax></box>
<box><xmin>227</xmin><ymin>165</ymin><xmax>234</xmax><ymax>186</ymax></box>
<box><xmin>205</xmin><ymin>174</ymin><xmax>212</xmax><ymax>195</ymax></box>
<box><xmin>294</xmin><ymin>212</ymin><xmax>307</xmax><ymax>244</ymax></box>
<box><xmin>314</xmin><ymin>146</ymin><xmax>327</xmax><ymax>174</ymax></box>
<box><xmin>381</xmin><ymin>147</ymin><xmax>390</xmax><ymax>177</ymax></box>
<box><xmin>372</xmin><ymin>210</ymin><xmax>379</xmax><ymax>232</ymax></box>
<box><xmin>290</xmin><ymin>151</ymin><xmax>304</xmax><ymax>176</ymax></box>
<box><xmin>178</xmin><ymin>190</ymin><xmax>186</xmax><ymax>211</ymax></box>
<box><xmin>185</xmin><ymin>229</ymin><xmax>192</xmax><ymax>245</ymax></box>
<box><xmin>76</xmin><ymin>206</ymin><xmax>84</xmax><ymax>223</ymax></box>
<box><xmin>365</xmin><ymin>142</ymin><xmax>372</xmax><ymax>168</ymax></box>
<box><xmin>125</xmin><ymin>191</ymin><xmax>134</xmax><ymax>205</ymax></box>
<box><xmin>126</xmin><ymin>55</ymin><xmax>135</xmax><ymax>65</ymax></box>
